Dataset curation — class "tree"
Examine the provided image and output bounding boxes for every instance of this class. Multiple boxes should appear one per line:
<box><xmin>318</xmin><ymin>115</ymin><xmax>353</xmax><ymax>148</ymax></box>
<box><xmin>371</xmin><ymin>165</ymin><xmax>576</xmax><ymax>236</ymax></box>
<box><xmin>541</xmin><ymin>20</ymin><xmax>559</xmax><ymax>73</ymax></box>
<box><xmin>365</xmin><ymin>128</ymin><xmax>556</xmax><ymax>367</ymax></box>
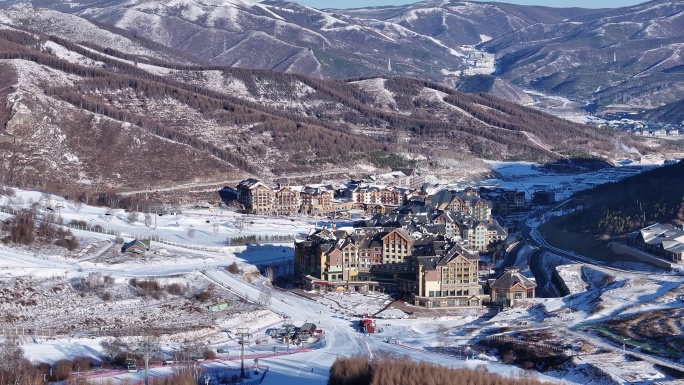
<box><xmin>258</xmin><ymin>288</ymin><xmax>272</xmax><ymax>307</ymax></box>
<box><xmin>175</xmin><ymin>343</ymin><xmax>205</xmax><ymax>382</ymax></box>
<box><xmin>187</xmin><ymin>228</ymin><xmax>196</xmax><ymax>239</ymax></box>
<box><xmin>226</xmin><ymin>262</ymin><xmax>242</xmax><ymax>274</ymax></box>
<box><xmin>128</xmin><ymin>211</ymin><xmax>139</xmax><ymax>224</ymax></box>
<box><xmin>0</xmin><ymin>335</ymin><xmax>37</xmax><ymax>385</ymax></box>
<box><xmin>144</xmin><ymin>213</ymin><xmax>152</xmax><ymax>228</ymax></box>
<box><xmin>233</xmin><ymin>216</ymin><xmax>248</xmax><ymax>233</ymax></box>
<box><xmin>436</xmin><ymin>324</ymin><xmax>449</xmax><ymax>347</ymax></box>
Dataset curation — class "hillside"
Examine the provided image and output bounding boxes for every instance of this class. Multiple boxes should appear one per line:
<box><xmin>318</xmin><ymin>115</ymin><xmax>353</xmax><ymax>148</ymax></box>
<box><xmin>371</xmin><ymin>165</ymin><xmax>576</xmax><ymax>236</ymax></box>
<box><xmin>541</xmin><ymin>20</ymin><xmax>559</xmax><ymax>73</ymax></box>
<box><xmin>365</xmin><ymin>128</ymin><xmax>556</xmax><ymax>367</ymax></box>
<box><xmin>0</xmin><ymin>26</ymin><xmax>646</xmax><ymax>195</ymax></box>
<box><xmin>12</xmin><ymin>0</ymin><xmax>596</xmax><ymax>81</ymax></box>
<box><xmin>482</xmin><ymin>0</ymin><xmax>684</xmax><ymax>116</ymax></box>
<box><xmin>642</xmin><ymin>97</ymin><xmax>684</xmax><ymax>125</ymax></box>
<box><xmin>541</xmin><ymin>160</ymin><xmax>684</xmax><ymax>243</ymax></box>
<box><xmin>4</xmin><ymin>1</ymin><xmax>683</xmax><ymax>121</ymax></box>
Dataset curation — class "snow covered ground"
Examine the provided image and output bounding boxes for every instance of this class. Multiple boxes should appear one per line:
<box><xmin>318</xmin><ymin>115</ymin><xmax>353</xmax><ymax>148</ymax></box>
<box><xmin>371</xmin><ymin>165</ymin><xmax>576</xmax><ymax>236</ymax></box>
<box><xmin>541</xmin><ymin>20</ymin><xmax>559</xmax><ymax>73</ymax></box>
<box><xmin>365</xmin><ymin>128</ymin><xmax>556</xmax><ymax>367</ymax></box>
<box><xmin>1</xmin><ymin>187</ymin><xmax>684</xmax><ymax>384</ymax></box>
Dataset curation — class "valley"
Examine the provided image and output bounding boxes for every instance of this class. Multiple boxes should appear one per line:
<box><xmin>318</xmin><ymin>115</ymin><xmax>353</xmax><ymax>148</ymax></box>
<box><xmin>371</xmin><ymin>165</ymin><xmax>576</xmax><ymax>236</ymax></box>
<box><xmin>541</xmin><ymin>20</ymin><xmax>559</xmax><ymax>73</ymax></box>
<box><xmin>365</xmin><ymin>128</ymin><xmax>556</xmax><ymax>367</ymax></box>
<box><xmin>0</xmin><ymin>0</ymin><xmax>684</xmax><ymax>385</ymax></box>
<box><xmin>0</xmin><ymin>159</ymin><xmax>683</xmax><ymax>384</ymax></box>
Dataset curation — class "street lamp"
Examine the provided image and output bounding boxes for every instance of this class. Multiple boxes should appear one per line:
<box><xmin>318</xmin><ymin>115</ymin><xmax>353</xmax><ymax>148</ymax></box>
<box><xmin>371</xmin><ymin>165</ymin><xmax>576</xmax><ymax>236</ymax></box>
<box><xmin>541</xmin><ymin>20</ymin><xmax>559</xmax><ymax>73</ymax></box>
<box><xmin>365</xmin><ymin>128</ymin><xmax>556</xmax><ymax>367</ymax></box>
<box><xmin>623</xmin><ymin>338</ymin><xmax>631</xmax><ymax>353</ymax></box>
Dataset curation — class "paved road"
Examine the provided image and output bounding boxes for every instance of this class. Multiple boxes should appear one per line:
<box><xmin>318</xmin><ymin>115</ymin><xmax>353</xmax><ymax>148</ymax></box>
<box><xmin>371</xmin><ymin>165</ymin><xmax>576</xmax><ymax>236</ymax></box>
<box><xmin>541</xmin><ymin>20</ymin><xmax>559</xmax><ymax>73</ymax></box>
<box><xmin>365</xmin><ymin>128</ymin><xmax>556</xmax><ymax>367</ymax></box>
<box><xmin>528</xmin><ymin>249</ymin><xmax>560</xmax><ymax>298</ymax></box>
<box><xmin>515</xmin><ymin>205</ymin><xmax>684</xmax><ymax>374</ymax></box>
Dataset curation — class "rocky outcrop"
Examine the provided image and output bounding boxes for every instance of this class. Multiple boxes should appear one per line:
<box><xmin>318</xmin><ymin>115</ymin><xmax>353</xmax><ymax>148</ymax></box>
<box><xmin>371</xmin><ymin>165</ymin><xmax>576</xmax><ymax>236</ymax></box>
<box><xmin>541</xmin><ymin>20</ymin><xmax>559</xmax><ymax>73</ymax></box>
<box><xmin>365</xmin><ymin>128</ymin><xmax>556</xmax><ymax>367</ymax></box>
<box><xmin>5</xmin><ymin>104</ymin><xmax>33</xmax><ymax>135</ymax></box>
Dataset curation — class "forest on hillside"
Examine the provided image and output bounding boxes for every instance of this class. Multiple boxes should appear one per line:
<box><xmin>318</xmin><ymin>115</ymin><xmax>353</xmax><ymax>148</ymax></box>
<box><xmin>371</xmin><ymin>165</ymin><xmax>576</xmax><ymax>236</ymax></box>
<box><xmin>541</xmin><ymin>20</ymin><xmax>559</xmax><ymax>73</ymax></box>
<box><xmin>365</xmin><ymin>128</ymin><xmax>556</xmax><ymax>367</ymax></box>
<box><xmin>547</xmin><ymin>160</ymin><xmax>684</xmax><ymax>236</ymax></box>
<box><xmin>0</xmin><ymin>26</ymin><xmax>654</xmax><ymax>194</ymax></box>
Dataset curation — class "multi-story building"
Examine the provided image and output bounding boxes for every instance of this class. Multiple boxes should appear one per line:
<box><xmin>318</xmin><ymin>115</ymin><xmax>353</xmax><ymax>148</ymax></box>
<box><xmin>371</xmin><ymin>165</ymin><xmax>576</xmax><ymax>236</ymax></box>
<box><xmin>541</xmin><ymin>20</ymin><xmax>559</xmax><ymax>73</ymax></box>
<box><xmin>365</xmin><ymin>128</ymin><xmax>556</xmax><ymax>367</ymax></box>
<box><xmin>380</xmin><ymin>228</ymin><xmax>414</xmax><ymax>272</ymax></box>
<box><xmin>236</xmin><ymin>178</ymin><xmax>335</xmax><ymax>216</ymax></box>
<box><xmin>274</xmin><ymin>179</ymin><xmax>300</xmax><ymax>215</ymax></box>
<box><xmin>427</xmin><ymin>189</ymin><xmax>491</xmax><ymax>222</ymax></box>
<box><xmin>237</xmin><ymin>178</ymin><xmax>274</xmax><ymax>215</ymax></box>
<box><xmin>346</xmin><ymin>184</ymin><xmax>409</xmax><ymax>209</ymax></box>
<box><xmin>414</xmin><ymin>244</ymin><xmax>485</xmax><ymax>308</ymax></box>
<box><xmin>367</xmin><ymin>207</ymin><xmax>507</xmax><ymax>253</ymax></box>
<box><xmin>501</xmin><ymin>189</ymin><xmax>526</xmax><ymax>209</ymax></box>
<box><xmin>461</xmin><ymin>220</ymin><xmax>488</xmax><ymax>251</ymax></box>
<box><xmin>295</xmin><ymin>226</ymin><xmax>486</xmax><ymax>308</ymax></box>
<box><xmin>300</xmin><ymin>187</ymin><xmax>333</xmax><ymax>215</ymax></box>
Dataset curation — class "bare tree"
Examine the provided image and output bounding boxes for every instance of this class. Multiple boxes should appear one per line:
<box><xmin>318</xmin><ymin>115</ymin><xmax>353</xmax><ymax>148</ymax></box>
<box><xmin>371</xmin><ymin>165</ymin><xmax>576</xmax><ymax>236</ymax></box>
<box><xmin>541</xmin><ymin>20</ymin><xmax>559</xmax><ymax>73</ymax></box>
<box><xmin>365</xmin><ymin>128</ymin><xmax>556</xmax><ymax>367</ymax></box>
<box><xmin>175</xmin><ymin>343</ymin><xmax>205</xmax><ymax>382</ymax></box>
<box><xmin>144</xmin><ymin>213</ymin><xmax>152</xmax><ymax>228</ymax></box>
<box><xmin>258</xmin><ymin>288</ymin><xmax>272</xmax><ymax>307</ymax></box>
<box><xmin>0</xmin><ymin>335</ymin><xmax>30</xmax><ymax>385</ymax></box>
<box><xmin>233</xmin><ymin>215</ymin><xmax>248</xmax><ymax>233</ymax></box>
<box><xmin>436</xmin><ymin>324</ymin><xmax>449</xmax><ymax>347</ymax></box>
<box><xmin>128</xmin><ymin>211</ymin><xmax>139</xmax><ymax>224</ymax></box>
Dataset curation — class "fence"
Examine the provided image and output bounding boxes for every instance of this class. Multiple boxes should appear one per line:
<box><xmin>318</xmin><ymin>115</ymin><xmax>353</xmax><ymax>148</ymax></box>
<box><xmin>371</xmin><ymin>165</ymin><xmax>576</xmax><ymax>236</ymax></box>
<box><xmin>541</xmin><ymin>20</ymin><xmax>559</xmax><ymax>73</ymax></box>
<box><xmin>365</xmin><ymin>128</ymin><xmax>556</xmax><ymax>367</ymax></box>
<box><xmin>0</xmin><ymin>205</ymin><xmax>301</xmax><ymax>254</ymax></box>
<box><xmin>65</xmin><ymin>362</ymin><xmax>271</xmax><ymax>385</ymax></box>
<box><xmin>202</xmin><ymin>363</ymin><xmax>270</xmax><ymax>385</ymax></box>
<box><xmin>484</xmin><ymin>335</ymin><xmax>566</xmax><ymax>353</ymax></box>
<box><xmin>0</xmin><ymin>327</ymin><xmax>57</xmax><ymax>338</ymax></box>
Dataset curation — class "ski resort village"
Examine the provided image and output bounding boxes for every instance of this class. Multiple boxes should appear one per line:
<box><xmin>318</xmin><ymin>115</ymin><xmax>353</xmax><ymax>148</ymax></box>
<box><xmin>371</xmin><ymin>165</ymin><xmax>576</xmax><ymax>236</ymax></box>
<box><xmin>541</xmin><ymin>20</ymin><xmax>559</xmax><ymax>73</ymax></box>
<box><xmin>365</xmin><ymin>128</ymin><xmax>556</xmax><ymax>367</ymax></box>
<box><xmin>0</xmin><ymin>161</ymin><xmax>683</xmax><ymax>385</ymax></box>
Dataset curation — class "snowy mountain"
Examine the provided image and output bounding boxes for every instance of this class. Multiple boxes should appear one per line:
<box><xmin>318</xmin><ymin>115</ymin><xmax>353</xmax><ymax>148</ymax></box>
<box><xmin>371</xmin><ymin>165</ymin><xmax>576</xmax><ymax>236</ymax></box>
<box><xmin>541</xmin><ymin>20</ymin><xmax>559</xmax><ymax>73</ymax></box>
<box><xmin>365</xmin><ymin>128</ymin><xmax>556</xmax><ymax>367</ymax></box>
<box><xmin>2</xmin><ymin>0</ymin><xmax>597</xmax><ymax>80</ymax></box>
<box><xmin>0</xmin><ymin>24</ymin><xmax>643</xmax><ymax>194</ymax></box>
<box><xmin>482</xmin><ymin>0</ymin><xmax>684</xmax><ymax>116</ymax></box>
<box><xmin>4</xmin><ymin>0</ymin><xmax>683</xmax><ymax>119</ymax></box>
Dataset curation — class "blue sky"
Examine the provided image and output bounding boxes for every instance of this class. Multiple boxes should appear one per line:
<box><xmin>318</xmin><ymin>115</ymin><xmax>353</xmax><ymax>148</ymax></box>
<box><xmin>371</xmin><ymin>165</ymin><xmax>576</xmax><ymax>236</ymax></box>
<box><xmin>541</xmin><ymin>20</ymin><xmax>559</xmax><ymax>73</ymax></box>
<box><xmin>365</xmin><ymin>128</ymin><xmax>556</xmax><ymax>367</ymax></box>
<box><xmin>295</xmin><ymin>0</ymin><xmax>646</xmax><ymax>9</ymax></box>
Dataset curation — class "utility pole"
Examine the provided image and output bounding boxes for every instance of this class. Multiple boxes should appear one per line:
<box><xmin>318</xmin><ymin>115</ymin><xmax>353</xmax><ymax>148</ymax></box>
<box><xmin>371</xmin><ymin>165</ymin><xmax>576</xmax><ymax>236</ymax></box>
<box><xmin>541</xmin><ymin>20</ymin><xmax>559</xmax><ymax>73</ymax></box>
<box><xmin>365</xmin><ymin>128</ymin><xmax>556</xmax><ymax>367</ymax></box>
<box><xmin>235</xmin><ymin>328</ymin><xmax>251</xmax><ymax>378</ymax></box>
<box><xmin>282</xmin><ymin>316</ymin><xmax>294</xmax><ymax>354</ymax></box>
<box><xmin>138</xmin><ymin>337</ymin><xmax>159</xmax><ymax>385</ymax></box>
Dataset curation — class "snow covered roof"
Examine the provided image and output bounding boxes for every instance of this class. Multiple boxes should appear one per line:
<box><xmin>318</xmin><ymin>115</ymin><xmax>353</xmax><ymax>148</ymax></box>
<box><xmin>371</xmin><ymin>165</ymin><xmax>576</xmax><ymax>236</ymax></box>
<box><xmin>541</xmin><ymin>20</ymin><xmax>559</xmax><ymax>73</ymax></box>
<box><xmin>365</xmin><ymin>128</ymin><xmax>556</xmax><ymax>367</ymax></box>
<box><xmin>491</xmin><ymin>267</ymin><xmax>536</xmax><ymax>290</ymax></box>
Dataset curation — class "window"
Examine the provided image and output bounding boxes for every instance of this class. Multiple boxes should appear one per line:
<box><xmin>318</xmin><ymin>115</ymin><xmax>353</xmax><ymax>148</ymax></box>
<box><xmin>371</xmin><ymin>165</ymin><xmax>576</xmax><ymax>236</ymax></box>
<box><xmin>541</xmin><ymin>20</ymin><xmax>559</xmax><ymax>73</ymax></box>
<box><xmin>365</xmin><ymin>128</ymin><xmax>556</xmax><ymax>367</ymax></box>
<box><xmin>514</xmin><ymin>292</ymin><xmax>523</xmax><ymax>299</ymax></box>
<box><xmin>428</xmin><ymin>291</ymin><xmax>434</xmax><ymax>297</ymax></box>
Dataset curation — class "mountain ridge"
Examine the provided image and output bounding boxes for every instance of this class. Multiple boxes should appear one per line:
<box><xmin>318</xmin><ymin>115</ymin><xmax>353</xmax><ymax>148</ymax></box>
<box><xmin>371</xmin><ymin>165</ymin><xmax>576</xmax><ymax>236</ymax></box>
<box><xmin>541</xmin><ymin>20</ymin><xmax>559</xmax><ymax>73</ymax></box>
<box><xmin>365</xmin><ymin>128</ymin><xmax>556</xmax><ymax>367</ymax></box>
<box><xmin>5</xmin><ymin>0</ymin><xmax>679</xmax><ymax>122</ymax></box>
<box><xmin>0</xmin><ymin>26</ymin><xmax>644</xmax><ymax>195</ymax></box>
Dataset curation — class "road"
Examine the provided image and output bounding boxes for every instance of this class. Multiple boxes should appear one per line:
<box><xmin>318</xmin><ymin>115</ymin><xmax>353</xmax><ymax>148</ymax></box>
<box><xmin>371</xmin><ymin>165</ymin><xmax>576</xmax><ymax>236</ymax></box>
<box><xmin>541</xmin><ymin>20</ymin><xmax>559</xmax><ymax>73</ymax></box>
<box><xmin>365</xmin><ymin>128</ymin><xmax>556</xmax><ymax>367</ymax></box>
<box><xmin>117</xmin><ymin>169</ymin><xmax>361</xmax><ymax>196</ymax></box>
<box><xmin>568</xmin><ymin>329</ymin><xmax>684</xmax><ymax>374</ymax></box>
<box><xmin>527</xmin><ymin>249</ymin><xmax>561</xmax><ymax>298</ymax></box>
<box><xmin>520</xmin><ymin>206</ymin><xmax>679</xmax><ymax>277</ymax></box>
<box><xmin>513</xmin><ymin>204</ymin><xmax>684</xmax><ymax>374</ymax></box>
